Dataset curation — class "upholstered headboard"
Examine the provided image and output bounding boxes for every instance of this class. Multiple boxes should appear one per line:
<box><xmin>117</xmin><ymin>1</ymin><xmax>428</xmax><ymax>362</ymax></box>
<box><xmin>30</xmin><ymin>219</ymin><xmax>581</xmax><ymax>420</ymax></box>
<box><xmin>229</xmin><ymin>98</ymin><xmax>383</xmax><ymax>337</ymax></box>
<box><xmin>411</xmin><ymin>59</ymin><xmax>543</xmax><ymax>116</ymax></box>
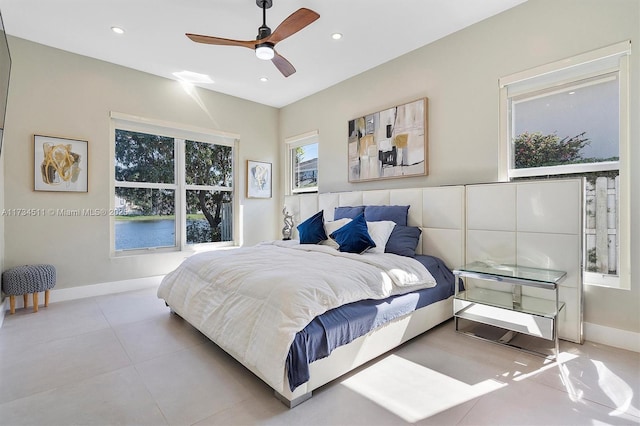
<box><xmin>284</xmin><ymin>186</ymin><xmax>465</xmax><ymax>269</ymax></box>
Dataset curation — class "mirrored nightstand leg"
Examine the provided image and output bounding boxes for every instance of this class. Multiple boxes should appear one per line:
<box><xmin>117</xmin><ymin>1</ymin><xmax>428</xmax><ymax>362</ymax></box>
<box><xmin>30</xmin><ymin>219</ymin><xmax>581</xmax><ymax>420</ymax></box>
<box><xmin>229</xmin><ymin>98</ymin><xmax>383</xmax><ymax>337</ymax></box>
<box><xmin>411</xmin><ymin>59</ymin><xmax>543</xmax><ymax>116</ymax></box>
<box><xmin>512</xmin><ymin>284</ymin><xmax>522</xmax><ymax>309</ymax></box>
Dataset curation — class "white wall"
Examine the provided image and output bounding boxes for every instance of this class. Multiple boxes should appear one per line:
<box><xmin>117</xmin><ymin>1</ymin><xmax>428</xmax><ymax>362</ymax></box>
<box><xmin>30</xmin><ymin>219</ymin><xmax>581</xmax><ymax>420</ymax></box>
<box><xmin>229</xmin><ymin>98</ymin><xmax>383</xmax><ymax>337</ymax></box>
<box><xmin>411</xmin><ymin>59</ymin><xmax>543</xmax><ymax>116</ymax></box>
<box><xmin>279</xmin><ymin>0</ymin><xmax>640</xmax><ymax>334</ymax></box>
<box><xmin>3</xmin><ymin>37</ymin><xmax>281</xmax><ymax>290</ymax></box>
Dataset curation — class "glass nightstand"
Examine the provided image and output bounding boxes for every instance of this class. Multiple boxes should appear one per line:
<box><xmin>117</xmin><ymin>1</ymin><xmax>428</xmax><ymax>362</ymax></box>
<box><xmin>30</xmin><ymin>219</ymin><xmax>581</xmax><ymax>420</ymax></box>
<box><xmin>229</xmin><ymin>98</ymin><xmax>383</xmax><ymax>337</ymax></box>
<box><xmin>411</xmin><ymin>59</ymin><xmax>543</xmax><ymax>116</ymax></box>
<box><xmin>453</xmin><ymin>261</ymin><xmax>566</xmax><ymax>358</ymax></box>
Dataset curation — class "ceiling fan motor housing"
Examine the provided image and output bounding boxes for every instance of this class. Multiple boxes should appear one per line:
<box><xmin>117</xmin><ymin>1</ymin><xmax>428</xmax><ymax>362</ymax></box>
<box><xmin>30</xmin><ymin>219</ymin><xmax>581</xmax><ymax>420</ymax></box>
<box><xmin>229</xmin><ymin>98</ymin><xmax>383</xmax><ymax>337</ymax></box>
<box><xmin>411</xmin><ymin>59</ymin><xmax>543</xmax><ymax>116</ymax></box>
<box><xmin>257</xmin><ymin>25</ymin><xmax>271</xmax><ymax>40</ymax></box>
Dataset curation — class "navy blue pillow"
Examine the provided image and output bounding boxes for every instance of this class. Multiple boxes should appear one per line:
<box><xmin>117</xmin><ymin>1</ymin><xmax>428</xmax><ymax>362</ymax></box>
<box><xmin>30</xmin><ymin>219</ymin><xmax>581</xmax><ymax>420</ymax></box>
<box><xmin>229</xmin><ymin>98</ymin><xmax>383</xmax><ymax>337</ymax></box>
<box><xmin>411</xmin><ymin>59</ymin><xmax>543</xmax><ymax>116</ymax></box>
<box><xmin>329</xmin><ymin>213</ymin><xmax>376</xmax><ymax>254</ymax></box>
<box><xmin>297</xmin><ymin>210</ymin><xmax>327</xmax><ymax>244</ymax></box>
<box><xmin>334</xmin><ymin>206</ymin><xmax>365</xmax><ymax>220</ymax></box>
<box><xmin>364</xmin><ymin>205</ymin><xmax>409</xmax><ymax>226</ymax></box>
<box><xmin>385</xmin><ymin>225</ymin><xmax>422</xmax><ymax>257</ymax></box>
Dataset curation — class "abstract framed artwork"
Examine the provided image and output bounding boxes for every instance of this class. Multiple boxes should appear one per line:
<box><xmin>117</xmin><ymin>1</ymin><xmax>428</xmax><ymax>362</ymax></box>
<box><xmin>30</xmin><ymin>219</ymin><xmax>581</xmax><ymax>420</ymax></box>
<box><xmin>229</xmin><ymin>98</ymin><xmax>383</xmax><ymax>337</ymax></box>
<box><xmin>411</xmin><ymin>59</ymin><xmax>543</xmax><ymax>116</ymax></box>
<box><xmin>247</xmin><ymin>160</ymin><xmax>272</xmax><ymax>198</ymax></box>
<box><xmin>34</xmin><ymin>135</ymin><xmax>88</xmax><ymax>192</ymax></box>
<box><xmin>348</xmin><ymin>98</ymin><xmax>428</xmax><ymax>182</ymax></box>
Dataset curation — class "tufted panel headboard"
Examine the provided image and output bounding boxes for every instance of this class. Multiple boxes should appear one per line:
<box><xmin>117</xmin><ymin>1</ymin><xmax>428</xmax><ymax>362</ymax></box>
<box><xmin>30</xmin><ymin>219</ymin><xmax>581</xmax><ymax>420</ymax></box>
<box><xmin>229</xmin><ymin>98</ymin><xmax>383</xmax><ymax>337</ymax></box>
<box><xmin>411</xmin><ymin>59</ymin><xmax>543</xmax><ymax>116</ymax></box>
<box><xmin>284</xmin><ymin>186</ymin><xmax>465</xmax><ymax>269</ymax></box>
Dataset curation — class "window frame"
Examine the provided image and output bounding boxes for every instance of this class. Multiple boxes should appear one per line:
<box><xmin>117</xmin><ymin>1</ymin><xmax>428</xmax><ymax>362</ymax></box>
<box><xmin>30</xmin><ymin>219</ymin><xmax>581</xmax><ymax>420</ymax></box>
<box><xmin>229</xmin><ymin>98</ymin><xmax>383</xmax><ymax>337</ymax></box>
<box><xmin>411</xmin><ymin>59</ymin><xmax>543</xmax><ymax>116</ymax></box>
<box><xmin>498</xmin><ymin>41</ymin><xmax>631</xmax><ymax>290</ymax></box>
<box><xmin>507</xmin><ymin>72</ymin><xmax>621</xmax><ymax>179</ymax></box>
<box><xmin>110</xmin><ymin>112</ymin><xmax>239</xmax><ymax>256</ymax></box>
<box><xmin>285</xmin><ymin>130</ymin><xmax>319</xmax><ymax>195</ymax></box>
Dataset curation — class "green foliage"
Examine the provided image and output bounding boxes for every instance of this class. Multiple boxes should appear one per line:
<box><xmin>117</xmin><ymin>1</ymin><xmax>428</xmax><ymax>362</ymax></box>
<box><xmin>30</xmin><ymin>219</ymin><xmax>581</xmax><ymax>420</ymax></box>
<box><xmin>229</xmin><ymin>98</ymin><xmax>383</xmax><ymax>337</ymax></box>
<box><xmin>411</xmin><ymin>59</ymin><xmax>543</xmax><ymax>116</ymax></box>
<box><xmin>115</xmin><ymin>188</ymin><xmax>174</xmax><ymax>216</ymax></box>
<box><xmin>115</xmin><ymin>130</ymin><xmax>174</xmax><ymax>183</ymax></box>
<box><xmin>586</xmin><ymin>247</ymin><xmax>598</xmax><ymax>272</ymax></box>
<box><xmin>295</xmin><ymin>146</ymin><xmax>304</xmax><ymax>164</ymax></box>
<box><xmin>514</xmin><ymin>131</ymin><xmax>590</xmax><ymax>169</ymax></box>
<box><xmin>185</xmin><ymin>140</ymin><xmax>232</xmax><ymax>187</ymax></box>
<box><xmin>184</xmin><ymin>140</ymin><xmax>233</xmax><ymax>242</ymax></box>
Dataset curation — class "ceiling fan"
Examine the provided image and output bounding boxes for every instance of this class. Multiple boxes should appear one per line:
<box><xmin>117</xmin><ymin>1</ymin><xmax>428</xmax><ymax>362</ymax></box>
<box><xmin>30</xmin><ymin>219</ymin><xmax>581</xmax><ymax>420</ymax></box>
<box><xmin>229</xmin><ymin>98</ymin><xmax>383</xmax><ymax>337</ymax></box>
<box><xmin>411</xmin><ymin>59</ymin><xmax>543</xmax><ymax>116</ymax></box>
<box><xmin>186</xmin><ymin>0</ymin><xmax>320</xmax><ymax>77</ymax></box>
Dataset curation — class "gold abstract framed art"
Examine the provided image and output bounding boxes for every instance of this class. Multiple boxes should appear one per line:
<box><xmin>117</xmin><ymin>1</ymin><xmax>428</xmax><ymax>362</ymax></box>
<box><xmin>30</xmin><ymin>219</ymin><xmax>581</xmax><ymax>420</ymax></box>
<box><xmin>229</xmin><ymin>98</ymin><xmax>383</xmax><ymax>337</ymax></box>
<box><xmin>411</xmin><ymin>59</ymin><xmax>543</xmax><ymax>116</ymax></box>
<box><xmin>34</xmin><ymin>134</ymin><xmax>88</xmax><ymax>192</ymax></box>
<box><xmin>348</xmin><ymin>98</ymin><xmax>428</xmax><ymax>182</ymax></box>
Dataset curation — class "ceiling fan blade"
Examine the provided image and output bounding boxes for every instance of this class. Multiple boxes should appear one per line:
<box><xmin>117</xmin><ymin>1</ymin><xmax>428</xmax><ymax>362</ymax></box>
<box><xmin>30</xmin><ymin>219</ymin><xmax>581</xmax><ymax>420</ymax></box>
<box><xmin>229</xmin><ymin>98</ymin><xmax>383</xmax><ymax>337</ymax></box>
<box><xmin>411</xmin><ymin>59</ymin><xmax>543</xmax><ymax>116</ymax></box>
<box><xmin>186</xmin><ymin>33</ymin><xmax>256</xmax><ymax>49</ymax></box>
<box><xmin>272</xmin><ymin>52</ymin><xmax>296</xmax><ymax>77</ymax></box>
<box><xmin>266</xmin><ymin>8</ymin><xmax>320</xmax><ymax>44</ymax></box>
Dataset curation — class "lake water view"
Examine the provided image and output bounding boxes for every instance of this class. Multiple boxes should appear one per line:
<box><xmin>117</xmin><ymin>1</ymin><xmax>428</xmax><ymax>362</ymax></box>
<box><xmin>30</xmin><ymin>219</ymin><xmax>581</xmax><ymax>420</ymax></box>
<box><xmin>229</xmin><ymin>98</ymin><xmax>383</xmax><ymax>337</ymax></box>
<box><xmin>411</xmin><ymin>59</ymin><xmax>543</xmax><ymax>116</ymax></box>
<box><xmin>115</xmin><ymin>218</ymin><xmax>228</xmax><ymax>250</ymax></box>
<box><xmin>115</xmin><ymin>219</ymin><xmax>175</xmax><ymax>250</ymax></box>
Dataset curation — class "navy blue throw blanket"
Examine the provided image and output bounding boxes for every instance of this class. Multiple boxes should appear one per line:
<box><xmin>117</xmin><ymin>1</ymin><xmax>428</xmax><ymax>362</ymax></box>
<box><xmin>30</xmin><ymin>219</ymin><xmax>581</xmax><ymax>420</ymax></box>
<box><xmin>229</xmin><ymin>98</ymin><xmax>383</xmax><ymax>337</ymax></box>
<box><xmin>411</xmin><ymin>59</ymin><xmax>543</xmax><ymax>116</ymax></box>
<box><xmin>286</xmin><ymin>255</ymin><xmax>455</xmax><ymax>391</ymax></box>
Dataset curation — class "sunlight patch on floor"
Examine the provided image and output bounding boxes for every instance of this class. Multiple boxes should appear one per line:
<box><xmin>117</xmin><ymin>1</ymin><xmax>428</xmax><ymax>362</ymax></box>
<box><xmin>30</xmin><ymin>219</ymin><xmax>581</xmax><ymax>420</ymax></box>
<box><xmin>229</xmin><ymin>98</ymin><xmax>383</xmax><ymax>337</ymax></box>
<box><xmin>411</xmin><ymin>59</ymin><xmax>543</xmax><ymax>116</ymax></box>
<box><xmin>511</xmin><ymin>351</ymin><xmax>585</xmax><ymax>401</ymax></box>
<box><xmin>593</xmin><ymin>360</ymin><xmax>639</xmax><ymax>418</ymax></box>
<box><xmin>511</xmin><ymin>351</ymin><xmax>578</xmax><ymax>382</ymax></box>
<box><xmin>340</xmin><ymin>354</ymin><xmax>507</xmax><ymax>423</ymax></box>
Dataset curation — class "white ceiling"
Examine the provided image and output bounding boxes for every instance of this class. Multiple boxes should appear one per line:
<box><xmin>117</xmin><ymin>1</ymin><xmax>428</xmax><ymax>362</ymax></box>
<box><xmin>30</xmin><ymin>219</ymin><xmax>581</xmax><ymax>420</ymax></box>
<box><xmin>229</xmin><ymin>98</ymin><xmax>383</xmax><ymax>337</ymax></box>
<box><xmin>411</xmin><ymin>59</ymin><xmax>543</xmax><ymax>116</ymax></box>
<box><xmin>0</xmin><ymin>0</ymin><xmax>526</xmax><ymax>108</ymax></box>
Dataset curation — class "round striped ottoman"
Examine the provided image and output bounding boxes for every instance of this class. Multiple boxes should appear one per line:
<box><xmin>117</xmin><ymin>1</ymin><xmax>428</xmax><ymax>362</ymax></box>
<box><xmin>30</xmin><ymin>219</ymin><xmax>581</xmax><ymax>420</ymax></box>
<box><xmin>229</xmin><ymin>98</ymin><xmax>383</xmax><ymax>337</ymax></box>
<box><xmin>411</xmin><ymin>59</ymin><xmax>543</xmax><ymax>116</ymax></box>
<box><xmin>2</xmin><ymin>264</ymin><xmax>56</xmax><ymax>314</ymax></box>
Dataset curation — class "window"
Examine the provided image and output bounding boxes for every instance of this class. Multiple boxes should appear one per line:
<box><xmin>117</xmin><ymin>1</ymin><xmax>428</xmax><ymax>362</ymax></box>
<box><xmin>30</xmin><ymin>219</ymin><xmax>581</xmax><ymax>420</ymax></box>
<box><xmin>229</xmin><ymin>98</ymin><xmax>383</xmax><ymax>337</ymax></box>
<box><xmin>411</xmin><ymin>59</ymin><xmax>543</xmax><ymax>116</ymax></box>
<box><xmin>510</xmin><ymin>73</ymin><xmax>619</xmax><ymax>177</ymax></box>
<box><xmin>499</xmin><ymin>41</ymin><xmax>630</xmax><ymax>289</ymax></box>
<box><xmin>112</xmin><ymin>113</ymin><xmax>237</xmax><ymax>253</ymax></box>
<box><xmin>286</xmin><ymin>131</ymin><xmax>318</xmax><ymax>194</ymax></box>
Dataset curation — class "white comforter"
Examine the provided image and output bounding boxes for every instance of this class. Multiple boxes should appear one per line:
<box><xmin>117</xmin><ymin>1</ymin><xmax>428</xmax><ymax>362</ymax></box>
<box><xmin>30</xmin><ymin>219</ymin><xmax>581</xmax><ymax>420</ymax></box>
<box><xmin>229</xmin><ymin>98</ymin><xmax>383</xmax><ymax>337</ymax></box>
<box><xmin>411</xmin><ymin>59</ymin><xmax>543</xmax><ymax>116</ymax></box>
<box><xmin>157</xmin><ymin>240</ymin><xmax>436</xmax><ymax>390</ymax></box>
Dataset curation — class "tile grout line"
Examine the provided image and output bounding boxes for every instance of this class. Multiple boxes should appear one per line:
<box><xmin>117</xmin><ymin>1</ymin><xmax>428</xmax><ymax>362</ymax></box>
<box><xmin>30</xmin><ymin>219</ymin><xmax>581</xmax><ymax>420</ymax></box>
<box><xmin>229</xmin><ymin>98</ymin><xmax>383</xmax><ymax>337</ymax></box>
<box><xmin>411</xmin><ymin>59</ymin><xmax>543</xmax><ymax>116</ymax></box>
<box><xmin>130</xmin><ymin>362</ymin><xmax>172</xmax><ymax>426</ymax></box>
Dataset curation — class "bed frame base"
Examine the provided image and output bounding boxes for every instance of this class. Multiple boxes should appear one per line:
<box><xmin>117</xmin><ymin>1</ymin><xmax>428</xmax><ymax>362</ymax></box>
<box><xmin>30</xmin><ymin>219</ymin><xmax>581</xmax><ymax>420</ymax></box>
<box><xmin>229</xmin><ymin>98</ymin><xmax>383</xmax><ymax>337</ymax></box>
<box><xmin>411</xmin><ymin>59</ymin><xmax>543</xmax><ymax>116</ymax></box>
<box><xmin>274</xmin><ymin>390</ymin><xmax>312</xmax><ymax>408</ymax></box>
<box><xmin>274</xmin><ymin>296</ymin><xmax>453</xmax><ymax>407</ymax></box>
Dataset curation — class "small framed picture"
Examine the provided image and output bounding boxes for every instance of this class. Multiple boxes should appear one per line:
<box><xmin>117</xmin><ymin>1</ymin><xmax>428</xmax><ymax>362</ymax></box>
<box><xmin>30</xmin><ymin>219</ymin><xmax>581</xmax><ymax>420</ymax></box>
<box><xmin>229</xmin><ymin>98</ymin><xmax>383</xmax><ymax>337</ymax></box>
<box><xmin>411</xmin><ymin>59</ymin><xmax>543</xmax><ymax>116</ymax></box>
<box><xmin>247</xmin><ymin>160</ymin><xmax>272</xmax><ymax>199</ymax></box>
<box><xmin>34</xmin><ymin>135</ymin><xmax>88</xmax><ymax>192</ymax></box>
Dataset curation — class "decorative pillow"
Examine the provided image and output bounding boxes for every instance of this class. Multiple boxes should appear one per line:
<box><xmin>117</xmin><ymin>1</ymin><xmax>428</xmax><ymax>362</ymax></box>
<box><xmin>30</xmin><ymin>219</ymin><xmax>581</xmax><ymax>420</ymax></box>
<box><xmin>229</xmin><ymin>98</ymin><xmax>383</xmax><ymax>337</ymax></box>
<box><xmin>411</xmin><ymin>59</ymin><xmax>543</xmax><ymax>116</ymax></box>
<box><xmin>321</xmin><ymin>218</ymin><xmax>352</xmax><ymax>249</ymax></box>
<box><xmin>296</xmin><ymin>210</ymin><xmax>327</xmax><ymax>244</ymax></box>
<box><xmin>366</xmin><ymin>220</ymin><xmax>396</xmax><ymax>254</ymax></box>
<box><xmin>334</xmin><ymin>206</ymin><xmax>365</xmax><ymax>220</ymax></box>
<box><xmin>364</xmin><ymin>205</ymin><xmax>410</xmax><ymax>226</ymax></box>
<box><xmin>329</xmin><ymin>213</ymin><xmax>376</xmax><ymax>254</ymax></box>
<box><xmin>385</xmin><ymin>225</ymin><xmax>422</xmax><ymax>257</ymax></box>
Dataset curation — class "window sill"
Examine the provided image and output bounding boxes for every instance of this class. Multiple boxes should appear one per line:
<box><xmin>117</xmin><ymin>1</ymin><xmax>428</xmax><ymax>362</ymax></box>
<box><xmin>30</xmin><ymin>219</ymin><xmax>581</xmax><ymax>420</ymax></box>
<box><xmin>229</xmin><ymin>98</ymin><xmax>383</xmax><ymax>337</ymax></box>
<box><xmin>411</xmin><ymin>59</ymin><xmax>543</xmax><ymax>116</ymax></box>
<box><xmin>584</xmin><ymin>271</ymin><xmax>629</xmax><ymax>290</ymax></box>
<box><xmin>112</xmin><ymin>243</ymin><xmax>238</xmax><ymax>258</ymax></box>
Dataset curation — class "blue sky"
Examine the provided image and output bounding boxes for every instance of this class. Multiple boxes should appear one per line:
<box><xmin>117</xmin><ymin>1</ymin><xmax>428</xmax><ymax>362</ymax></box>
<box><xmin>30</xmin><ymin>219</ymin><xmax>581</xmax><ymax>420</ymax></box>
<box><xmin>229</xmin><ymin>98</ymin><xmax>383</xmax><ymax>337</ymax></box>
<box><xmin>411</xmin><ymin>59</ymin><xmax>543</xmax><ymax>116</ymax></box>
<box><xmin>514</xmin><ymin>77</ymin><xmax>618</xmax><ymax>159</ymax></box>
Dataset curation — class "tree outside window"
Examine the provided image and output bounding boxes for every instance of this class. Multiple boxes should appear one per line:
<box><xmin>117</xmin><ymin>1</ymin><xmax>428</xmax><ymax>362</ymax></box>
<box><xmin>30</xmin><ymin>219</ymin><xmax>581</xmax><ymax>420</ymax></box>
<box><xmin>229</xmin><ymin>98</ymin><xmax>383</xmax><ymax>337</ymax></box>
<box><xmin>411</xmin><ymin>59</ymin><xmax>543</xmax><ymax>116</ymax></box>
<box><xmin>114</xmin><ymin>129</ymin><xmax>234</xmax><ymax>251</ymax></box>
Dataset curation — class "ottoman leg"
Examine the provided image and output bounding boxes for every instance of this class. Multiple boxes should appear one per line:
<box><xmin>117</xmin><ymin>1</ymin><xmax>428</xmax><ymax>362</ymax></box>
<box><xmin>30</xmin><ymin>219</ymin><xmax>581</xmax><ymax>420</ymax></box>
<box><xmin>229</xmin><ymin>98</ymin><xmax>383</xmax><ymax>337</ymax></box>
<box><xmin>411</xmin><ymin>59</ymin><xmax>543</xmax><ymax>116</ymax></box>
<box><xmin>23</xmin><ymin>294</ymin><xmax>28</xmax><ymax>309</ymax></box>
<box><xmin>45</xmin><ymin>290</ymin><xmax>50</xmax><ymax>307</ymax></box>
<box><xmin>9</xmin><ymin>295</ymin><xmax>15</xmax><ymax>314</ymax></box>
<box><xmin>33</xmin><ymin>292</ymin><xmax>39</xmax><ymax>313</ymax></box>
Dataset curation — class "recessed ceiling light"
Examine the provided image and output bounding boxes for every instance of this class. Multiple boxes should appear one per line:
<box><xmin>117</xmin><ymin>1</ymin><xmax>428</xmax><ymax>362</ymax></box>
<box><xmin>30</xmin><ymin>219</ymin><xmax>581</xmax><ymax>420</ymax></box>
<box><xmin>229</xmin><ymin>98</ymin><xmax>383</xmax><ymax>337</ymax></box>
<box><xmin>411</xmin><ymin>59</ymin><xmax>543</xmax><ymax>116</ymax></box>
<box><xmin>331</xmin><ymin>33</ymin><xmax>343</xmax><ymax>40</ymax></box>
<box><xmin>111</xmin><ymin>26</ymin><xmax>125</xmax><ymax>35</ymax></box>
<box><xmin>260</xmin><ymin>77</ymin><xmax>268</xmax><ymax>82</ymax></box>
<box><xmin>172</xmin><ymin>70</ymin><xmax>214</xmax><ymax>84</ymax></box>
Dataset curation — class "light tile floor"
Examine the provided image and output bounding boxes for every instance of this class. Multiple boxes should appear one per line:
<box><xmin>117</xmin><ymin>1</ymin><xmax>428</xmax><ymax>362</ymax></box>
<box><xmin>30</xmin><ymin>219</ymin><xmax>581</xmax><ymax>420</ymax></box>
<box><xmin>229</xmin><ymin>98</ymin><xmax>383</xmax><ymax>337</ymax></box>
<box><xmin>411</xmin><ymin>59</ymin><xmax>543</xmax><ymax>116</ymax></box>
<box><xmin>0</xmin><ymin>287</ymin><xmax>638</xmax><ymax>425</ymax></box>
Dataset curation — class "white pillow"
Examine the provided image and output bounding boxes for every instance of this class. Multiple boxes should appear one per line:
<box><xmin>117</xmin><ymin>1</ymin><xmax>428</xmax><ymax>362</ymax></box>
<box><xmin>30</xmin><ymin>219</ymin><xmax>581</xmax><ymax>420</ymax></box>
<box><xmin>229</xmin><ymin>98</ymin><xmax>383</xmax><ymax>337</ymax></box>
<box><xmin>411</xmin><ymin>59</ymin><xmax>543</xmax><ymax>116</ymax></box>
<box><xmin>321</xmin><ymin>218</ymin><xmax>352</xmax><ymax>249</ymax></box>
<box><xmin>366</xmin><ymin>221</ymin><xmax>396</xmax><ymax>254</ymax></box>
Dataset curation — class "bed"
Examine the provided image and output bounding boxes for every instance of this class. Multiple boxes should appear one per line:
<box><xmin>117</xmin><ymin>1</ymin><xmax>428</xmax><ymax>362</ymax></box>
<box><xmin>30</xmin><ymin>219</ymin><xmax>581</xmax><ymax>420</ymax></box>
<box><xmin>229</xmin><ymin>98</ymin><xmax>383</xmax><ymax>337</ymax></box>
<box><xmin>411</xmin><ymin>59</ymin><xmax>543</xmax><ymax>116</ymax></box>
<box><xmin>158</xmin><ymin>186</ymin><xmax>466</xmax><ymax>407</ymax></box>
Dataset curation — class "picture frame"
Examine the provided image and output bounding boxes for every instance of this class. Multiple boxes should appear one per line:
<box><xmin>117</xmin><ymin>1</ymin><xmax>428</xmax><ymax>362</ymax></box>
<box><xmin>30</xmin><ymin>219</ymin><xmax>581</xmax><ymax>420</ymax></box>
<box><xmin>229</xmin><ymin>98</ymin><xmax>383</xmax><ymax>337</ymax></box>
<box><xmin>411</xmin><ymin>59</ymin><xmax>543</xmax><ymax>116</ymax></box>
<box><xmin>246</xmin><ymin>160</ymin><xmax>272</xmax><ymax>199</ymax></box>
<box><xmin>347</xmin><ymin>97</ymin><xmax>428</xmax><ymax>182</ymax></box>
<box><xmin>34</xmin><ymin>135</ymin><xmax>88</xmax><ymax>192</ymax></box>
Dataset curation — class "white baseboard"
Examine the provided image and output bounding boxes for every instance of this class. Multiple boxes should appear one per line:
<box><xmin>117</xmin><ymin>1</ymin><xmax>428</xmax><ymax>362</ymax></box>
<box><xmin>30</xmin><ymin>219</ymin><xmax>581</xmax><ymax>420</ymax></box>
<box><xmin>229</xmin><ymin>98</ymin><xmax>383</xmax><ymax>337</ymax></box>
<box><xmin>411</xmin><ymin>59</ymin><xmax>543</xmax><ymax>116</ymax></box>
<box><xmin>48</xmin><ymin>276</ymin><xmax>164</xmax><ymax>303</ymax></box>
<box><xmin>585</xmin><ymin>322</ymin><xmax>640</xmax><ymax>353</ymax></box>
<box><xmin>1</xmin><ymin>275</ymin><xmax>164</xmax><ymax>319</ymax></box>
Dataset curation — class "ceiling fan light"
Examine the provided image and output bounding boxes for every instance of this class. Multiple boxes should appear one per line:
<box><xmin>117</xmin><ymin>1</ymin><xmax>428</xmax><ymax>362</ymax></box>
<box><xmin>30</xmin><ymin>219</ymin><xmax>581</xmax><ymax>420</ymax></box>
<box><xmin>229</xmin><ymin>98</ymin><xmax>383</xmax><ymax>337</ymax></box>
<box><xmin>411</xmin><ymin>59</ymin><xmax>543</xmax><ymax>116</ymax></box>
<box><xmin>256</xmin><ymin>43</ymin><xmax>275</xmax><ymax>60</ymax></box>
